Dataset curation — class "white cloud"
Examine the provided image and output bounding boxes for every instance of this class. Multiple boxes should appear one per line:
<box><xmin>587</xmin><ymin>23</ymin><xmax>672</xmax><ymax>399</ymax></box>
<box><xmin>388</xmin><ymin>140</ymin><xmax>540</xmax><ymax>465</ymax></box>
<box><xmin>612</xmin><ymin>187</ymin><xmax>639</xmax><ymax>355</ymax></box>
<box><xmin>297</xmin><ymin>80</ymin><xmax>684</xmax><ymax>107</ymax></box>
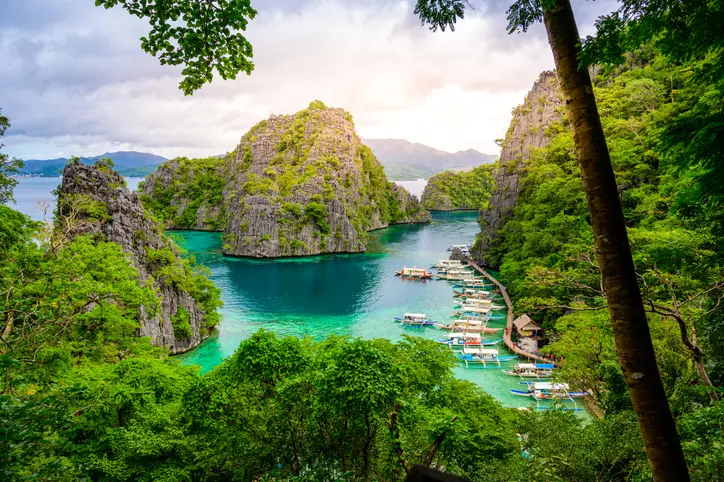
<box><xmin>0</xmin><ymin>0</ymin><xmax>617</xmax><ymax>160</ymax></box>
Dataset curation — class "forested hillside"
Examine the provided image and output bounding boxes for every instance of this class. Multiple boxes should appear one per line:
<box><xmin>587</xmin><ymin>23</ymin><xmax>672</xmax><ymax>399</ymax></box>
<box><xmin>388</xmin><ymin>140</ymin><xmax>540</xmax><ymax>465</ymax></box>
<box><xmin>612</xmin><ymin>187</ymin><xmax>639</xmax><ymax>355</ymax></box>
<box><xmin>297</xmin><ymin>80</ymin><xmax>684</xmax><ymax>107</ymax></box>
<box><xmin>473</xmin><ymin>45</ymin><xmax>724</xmax><ymax>474</ymax></box>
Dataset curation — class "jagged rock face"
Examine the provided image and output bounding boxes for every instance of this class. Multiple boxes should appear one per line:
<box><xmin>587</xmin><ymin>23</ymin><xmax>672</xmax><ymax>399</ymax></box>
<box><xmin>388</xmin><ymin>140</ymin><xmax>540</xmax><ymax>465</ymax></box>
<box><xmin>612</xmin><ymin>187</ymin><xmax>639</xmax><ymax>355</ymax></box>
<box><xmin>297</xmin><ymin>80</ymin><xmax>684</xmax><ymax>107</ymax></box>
<box><xmin>474</xmin><ymin>71</ymin><xmax>564</xmax><ymax>266</ymax></box>
<box><xmin>58</xmin><ymin>162</ymin><xmax>218</xmax><ymax>354</ymax></box>
<box><xmin>142</xmin><ymin>102</ymin><xmax>431</xmax><ymax>258</ymax></box>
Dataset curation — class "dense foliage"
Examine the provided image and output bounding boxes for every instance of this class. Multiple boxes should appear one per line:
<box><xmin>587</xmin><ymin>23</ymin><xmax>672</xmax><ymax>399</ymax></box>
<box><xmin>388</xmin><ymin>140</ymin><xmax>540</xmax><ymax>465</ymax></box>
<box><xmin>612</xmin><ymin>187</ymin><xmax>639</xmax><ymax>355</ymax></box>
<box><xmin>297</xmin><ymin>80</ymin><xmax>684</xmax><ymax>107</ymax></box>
<box><xmin>421</xmin><ymin>165</ymin><xmax>494</xmax><ymax>211</ymax></box>
<box><xmin>140</xmin><ymin>156</ymin><xmax>227</xmax><ymax>230</ymax></box>
<box><xmin>474</xmin><ymin>45</ymin><xmax>724</xmax><ymax>476</ymax></box>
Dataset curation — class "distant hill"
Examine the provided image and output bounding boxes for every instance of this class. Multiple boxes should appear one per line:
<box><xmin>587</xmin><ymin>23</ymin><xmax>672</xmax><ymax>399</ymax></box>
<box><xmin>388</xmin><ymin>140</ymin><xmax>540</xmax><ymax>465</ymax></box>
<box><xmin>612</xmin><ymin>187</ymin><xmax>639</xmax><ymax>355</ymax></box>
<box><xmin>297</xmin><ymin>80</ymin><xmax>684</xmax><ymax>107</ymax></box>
<box><xmin>363</xmin><ymin>139</ymin><xmax>498</xmax><ymax>180</ymax></box>
<box><xmin>20</xmin><ymin>151</ymin><xmax>168</xmax><ymax>177</ymax></box>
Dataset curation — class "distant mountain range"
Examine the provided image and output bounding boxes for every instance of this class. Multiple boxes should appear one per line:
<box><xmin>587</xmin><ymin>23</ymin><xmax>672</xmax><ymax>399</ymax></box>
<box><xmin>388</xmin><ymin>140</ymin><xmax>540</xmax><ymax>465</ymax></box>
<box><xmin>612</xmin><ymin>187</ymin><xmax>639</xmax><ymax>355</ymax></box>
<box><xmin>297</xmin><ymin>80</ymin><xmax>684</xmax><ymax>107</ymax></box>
<box><xmin>18</xmin><ymin>140</ymin><xmax>497</xmax><ymax>180</ymax></box>
<box><xmin>19</xmin><ymin>151</ymin><xmax>168</xmax><ymax>177</ymax></box>
<box><xmin>363</xmin><ymin>139</ymin><xmax>498</xmax><ymax>180</ymax></box>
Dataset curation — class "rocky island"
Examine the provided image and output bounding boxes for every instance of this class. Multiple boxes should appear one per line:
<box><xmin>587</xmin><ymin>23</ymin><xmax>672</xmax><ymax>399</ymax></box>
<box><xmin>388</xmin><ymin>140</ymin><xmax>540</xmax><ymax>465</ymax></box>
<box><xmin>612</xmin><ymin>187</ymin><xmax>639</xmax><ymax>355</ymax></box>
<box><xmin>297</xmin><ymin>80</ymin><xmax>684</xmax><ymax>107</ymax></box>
<box><xmin>57</xmin><ymin>160</ymin><xmax>221</xmax><ymax>353</ymax></box>
<box><xmin>141</xmin><ymin>101</ymin><xmax>431</xmax><ymax>257</ymax></box>
<box><xmin>420</xmin><ymin>164</ymin><xmax>495</xmax><ymax>211</ymax></box>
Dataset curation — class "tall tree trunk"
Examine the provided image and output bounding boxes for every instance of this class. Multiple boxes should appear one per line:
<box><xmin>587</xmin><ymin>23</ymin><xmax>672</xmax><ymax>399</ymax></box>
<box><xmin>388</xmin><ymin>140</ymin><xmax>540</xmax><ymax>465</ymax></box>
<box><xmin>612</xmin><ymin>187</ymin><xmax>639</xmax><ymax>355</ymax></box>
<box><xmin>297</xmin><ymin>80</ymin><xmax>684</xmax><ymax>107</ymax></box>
<box><xmin>542</xmin><ymin>1</ymin><xmax>690</xmax><ymax>480</ymax></box>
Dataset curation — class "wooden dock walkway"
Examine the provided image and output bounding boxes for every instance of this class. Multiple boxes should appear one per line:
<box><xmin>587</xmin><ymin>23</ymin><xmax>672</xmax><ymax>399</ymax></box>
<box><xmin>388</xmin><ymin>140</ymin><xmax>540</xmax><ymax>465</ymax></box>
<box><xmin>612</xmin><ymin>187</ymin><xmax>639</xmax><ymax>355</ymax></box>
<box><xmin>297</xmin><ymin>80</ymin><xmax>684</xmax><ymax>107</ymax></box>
<box><xmin>468</xmin><ymin>261</ymin><xmax>554</xmax><ymax>365</ymax></box>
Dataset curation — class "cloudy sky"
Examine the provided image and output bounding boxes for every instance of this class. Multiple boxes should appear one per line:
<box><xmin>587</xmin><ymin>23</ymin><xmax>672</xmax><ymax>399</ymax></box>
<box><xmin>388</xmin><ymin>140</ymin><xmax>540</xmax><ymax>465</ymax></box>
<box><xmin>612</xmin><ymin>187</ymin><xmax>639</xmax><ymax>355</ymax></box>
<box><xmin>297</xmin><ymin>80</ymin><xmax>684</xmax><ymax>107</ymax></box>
<box><xmin>0</xmin><ymin>0</ymin><xmax>616</xmax><ymax>160</ymax></box>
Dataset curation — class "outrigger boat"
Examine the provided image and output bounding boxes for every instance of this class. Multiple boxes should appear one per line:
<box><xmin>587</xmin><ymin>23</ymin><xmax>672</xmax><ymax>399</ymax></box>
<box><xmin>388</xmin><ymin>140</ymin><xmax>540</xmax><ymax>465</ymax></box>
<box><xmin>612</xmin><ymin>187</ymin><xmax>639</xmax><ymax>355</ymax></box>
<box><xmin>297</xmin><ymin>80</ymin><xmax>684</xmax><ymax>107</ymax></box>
<box><xmin>394</xmin><ymin>313</ymin><xmax>436</xmax><ymax>327</ymax></box>
<box><xmin>453</xmin><ymin>288</ymin><xmax>493</xmax><ymax>299</ymax></box>
<box><xmin>458</xmin><ymin>347</ymin><xmax>518</xmax><ymax>368</ymax></box>
<box><xmin>435</xmin><ymin>318</ymin><xmax>503</xmax><ymax>334</ymax></box>
<box><xmin>453</xmin><ymin>279</ymin><xmax>492</xmax><ymax>289</ymax></box>
<box><xmin>510</xmin><ymin>382</ymin><xmax>589</xmax><ymax>411</ymax></box>
<box><xmin>436</xmin><ymin>271</ymin><xmax>481</xmax><ymax>282</ymax></box>
<box><xmin>437</xmin><ymin>332</ymin><xmax>502</xmax><ymax>348</ymax></box>
<box><xmin>453</xmin><ymin>298</ymin><xmax>504</xmax><ymax>310</ymax></box>
<box><xmin>430</xmin><ymin>259</ymin><xmax>465</xmax><ymax>270</ymax></box>
<box><xmin>502</xmin><ymin>363</ymin><xmax>555</xmax><ymax>379</ymax></box>
<box><xmin>447</xmin><ymin>244</ymin><xmax>470</xmax><ymax>252</ymax></box>
<box><xmin>454</xmin><ymin>305</ymin><xmax>492</xmax><ymax>319</ymax></box>
<box><xmin>395</xmin><ymin>267</ymin><xmax>434</xmax><ymax>280</ymax></box>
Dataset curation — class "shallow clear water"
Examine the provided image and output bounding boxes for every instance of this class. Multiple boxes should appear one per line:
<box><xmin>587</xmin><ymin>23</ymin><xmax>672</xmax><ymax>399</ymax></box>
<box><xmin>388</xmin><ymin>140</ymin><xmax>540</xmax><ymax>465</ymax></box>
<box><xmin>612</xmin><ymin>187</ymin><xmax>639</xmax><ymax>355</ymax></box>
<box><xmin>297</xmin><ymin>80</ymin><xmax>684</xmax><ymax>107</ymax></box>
<box><xmin>174</xmin><ymin>213</ymin><xmax>576</xmax><ymax>410</ymax></box>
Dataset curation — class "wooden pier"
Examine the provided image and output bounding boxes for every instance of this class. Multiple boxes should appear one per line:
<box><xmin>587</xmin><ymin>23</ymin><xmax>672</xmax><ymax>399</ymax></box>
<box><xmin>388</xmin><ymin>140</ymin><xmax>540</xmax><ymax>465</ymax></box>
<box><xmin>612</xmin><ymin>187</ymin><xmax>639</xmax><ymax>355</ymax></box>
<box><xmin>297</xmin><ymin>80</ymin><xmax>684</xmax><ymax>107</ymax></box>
<box><xmin>467</xmin><ymin>261</ymin><xmax>554</xmax><ymax>365</ymax></box>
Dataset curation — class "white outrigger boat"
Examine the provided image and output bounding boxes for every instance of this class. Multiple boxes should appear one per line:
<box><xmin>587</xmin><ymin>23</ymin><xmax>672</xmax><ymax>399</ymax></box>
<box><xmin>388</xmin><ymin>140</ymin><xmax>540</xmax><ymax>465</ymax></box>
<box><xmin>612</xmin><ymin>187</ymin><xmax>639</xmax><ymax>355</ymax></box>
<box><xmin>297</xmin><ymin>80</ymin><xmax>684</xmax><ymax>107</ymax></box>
<box><xmin>453</xmin><ymin>287</ymin><xmax>493</xmax><ymax>299</ymax></box>
<box><xmin>502</xmin><ymin>363</ymin><xmax>555</xmax><ymax>379</ymax></box>
<box><xmin>394</xmin><ymin>313</ymin><xmax>436</xmax><ymax>327</ymax></box>
<box><xmin>511</xmin><ymin>382</ymin><xmax>589</xmax><ymax>411</ymax></box>
<box><xmin>437</xmin><ymin>332</ymin><xmax>502</xmax><ymax>348</ymax></box>
<box><xmin>454</xmin><ymin>305</ymin><xmax>492</xmax><ymax>319</ymax></box>
<box><xmin>458</xmin><ymin>347</ymin><xmax>518</xmax><ymax>368</ymax></box>
<box><xmin>435</xmin><ymin>318</ymin><xmax>503</xmax><ymax>334</ymax></box>
<box><xmin>430</xmin><ymin>259</ymin><xmax>465</xmax><ymax>270</ymax></box>
<box><xmin>453</xmin><ymin>279</ymin><xmax>491</xmax><ymax>289</ymax></box>
<box><xmin>453</xmin><ymin>298</ymin><xmax>504</xmax><ymax>310</ymax></box>
<box><xmin>435</xmin><ymin>269</ymin><xmax>480</xmax><ymax>281</ymax></box>
<box><xmin>447</xmin><ymin>244</ymin><xmax>470</xmax><ymax>252</ymax></box>
<box><xmin>394</xmin><ymin>267</ymin><xmax>433</xmax><ymax>280</ymax></box>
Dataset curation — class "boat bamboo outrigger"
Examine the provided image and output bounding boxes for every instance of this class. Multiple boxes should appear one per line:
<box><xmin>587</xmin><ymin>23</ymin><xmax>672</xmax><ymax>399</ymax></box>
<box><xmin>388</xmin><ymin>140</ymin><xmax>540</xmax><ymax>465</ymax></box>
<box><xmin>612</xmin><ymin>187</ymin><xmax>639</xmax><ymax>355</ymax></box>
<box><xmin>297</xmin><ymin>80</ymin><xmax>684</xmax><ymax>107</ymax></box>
<box><xmin>454</xmin><ymin>305</ymin><xmax>492</xmax><ymax>319</ymax></box>
<box><xmin>393</xmin><ymin>313</ymin><xmax>436</xmax><ymax>327</ymax></box>
<box><xmin>453</xmin><ymin>279</ymin><xmax>492</xmax><ymax>289</ymax></box>
<box><xmin>437</xmin><ymin>332</ymin><xmax>502</xmax><ymax>348</ymax></box>
<box><xmin>458</xmin><ymin>347</ymin><xmax>518</xmax><ymax>368</ymax></box>
<box><xmin>502</xmin><ymin>363</ymin><xmax>555</xmax><ymax>379</ymax></box>
<box><xmin>453</xmin><ymin>287</ymin><xmax>493</xmax><ymax>299</ymax></box>
<box><xmin>510</xmin><ymin>382</ymin><xmax>589</xmax><ymax>411</ymax></box>
<box><xmin>430</xmin><ymin>259</ymin><xmax>465</xmax><ymax>270</ymax></box>
<box><xmin>436</xmin><ymin>271</ymin><xmax>481</xmax><ymax>282</ymax></box>
<box><xmin>453</xmin><ymin>298</ymin><xmax>504</xmax><ymax>310</ymax></box>
<box><xmin>435</xmin><ymin>318</ymin><xmax>503</xmax><ymax>334</ymax></box>
<box><xmin>394</xmin><ymin>267</ymin><xmax>433</xmax><ymax>280</ymax></box>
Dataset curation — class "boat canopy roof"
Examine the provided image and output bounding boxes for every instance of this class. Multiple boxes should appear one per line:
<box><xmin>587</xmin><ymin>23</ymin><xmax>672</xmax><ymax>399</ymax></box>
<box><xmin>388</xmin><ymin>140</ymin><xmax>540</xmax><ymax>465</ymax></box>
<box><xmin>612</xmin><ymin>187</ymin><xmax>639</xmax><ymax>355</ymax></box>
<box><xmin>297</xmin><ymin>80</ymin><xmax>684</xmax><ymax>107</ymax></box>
<box><xmin>456</xmin><ymin>319</ymin><xmax>483</xmax><ymax>325</ymax></box>
<box><xmin>403</xmin><ymin>313</ymin><xmax>426</xmax><ymax>318</ymax></box>
<box><xmin>460</xmin><ymin>306</ymin><xmax>491</xmax><ymax>313</ymax></box>
<box><xmin>463</xmin><ymin>347</ymin><xmax>499</xmax><ymax>355</ymax></box>
<box><xmin>533</xmin><ymin>382</ymin><xmax>569</xmax><ymax>390</ymax></box>
<box><xmin>449</xmin><ymin>332</ymin><xmax>481</xmax><ymax>339</ymax></box>
<box><xmin>517</xmin><ymin>363</ymin><xmax>538</xmax><ymax>369</ymax></box>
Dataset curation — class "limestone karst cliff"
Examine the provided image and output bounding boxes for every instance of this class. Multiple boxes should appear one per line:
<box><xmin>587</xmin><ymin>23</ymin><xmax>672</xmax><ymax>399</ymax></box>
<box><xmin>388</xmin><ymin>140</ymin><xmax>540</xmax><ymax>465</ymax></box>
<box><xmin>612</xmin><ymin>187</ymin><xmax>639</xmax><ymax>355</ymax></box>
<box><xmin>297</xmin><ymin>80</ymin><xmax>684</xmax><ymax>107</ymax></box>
<box><xmin>473</xmin><ymin>71</ymin><xmax>565</xmax><ymax>266</ymax></box>
<box><xmin>142</xmin><ymin>101</ymin><xmax>431</xmax><ymax>258</ymax></box>
<box><xmin>420</xmin><ymin>165</ymin><xmax>495</xmax><ymax>211</ymax></box>
<box><xmin>57</xmin><ymin>160</ymin><xmax>221</xmax><ymax>354</ymax></box>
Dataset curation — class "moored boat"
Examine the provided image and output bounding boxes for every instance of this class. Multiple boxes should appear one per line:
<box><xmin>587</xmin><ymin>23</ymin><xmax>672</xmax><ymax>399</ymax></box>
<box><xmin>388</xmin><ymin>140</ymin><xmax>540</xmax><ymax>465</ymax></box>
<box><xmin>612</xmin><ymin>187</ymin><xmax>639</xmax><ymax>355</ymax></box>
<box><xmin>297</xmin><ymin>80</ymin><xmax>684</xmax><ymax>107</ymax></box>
<box><xmin>395</xmin><ymin>267</ymin><xmax>433</xmax><ymax>280</ymax></box>
<box><xmin>435</xmin><ymin>319</ymin><xmax>502</xmax><ymax>334</ymax></box>
<box><xmin>453</xmin><ymin>287</ymin><xmax>493</xmax><ymax>299</ymax></box>
<box><xmin>394</xmin><ymin>313</ymin><xmax>436</xmax><ymax>326</ymax></box>
<box><xmin>430</xmin><ymin>259</ymin><xmax>465</xmax><ymax>270</ymax></box>
<box><xmin>454</xmin><ymin>305</ymin><xmax>492</xmax><ymax>319</ymax></box>
<box><xmin>453</xmin><ymin>279</ymin><xmax>492</xmax><ymax>289</ymax></box>
<box><xmin>510</xmin><ymin>382</ymin><xmax>588</xmax><ymax>399</ymax></box>
<box><xmin>502</xmin><ymin>363</ymin><xmax>554</xmax><ymax>379</ymax></box>
<box><xmin>437</xmin><ymin>332</ymin><xmax>502</xmax><ymax>348</ymax></box>
<box><xmin>453</xmin><ymin>298</ymin><xmax>504</xmax><ymax>310</ymax></box>
<box><xmin>458</xmin><ymin>347</ymin><xmax>518</xmax><ymax>367</ymax></box>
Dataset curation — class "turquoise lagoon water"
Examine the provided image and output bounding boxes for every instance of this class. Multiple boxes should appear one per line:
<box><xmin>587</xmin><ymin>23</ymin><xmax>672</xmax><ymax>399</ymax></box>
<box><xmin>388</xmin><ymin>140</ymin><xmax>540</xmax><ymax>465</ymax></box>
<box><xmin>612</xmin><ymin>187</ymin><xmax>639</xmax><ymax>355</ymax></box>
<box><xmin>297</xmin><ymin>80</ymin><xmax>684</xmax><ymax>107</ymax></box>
<box><xmin>11</xmin><ymin>178</ymin><xmax>582</xmax><ymax>411</ymax></box>
<box><xmin>174</xmin><ymin>213</ymin><xmax>554</xmax><ymax>410</ymax></box>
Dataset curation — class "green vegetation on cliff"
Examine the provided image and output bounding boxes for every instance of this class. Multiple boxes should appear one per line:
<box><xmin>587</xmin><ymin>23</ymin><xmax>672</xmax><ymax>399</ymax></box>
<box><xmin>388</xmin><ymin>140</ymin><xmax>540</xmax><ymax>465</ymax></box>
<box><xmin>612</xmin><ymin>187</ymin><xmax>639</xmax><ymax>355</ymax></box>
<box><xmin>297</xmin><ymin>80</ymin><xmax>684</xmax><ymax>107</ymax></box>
<box><xmin>475</xmin><ymin>47</ymin><xmax>724</xmax><ymax>475</ymax></box>
<box><xmin>140</xmin><ymin>156</ymin><xmax>227</xmax><ymax>230</ymax></box>
<box><xmin>142</xmin><ymin>101</ymin><xmax>430</xmax><ymax>258</ymax></box>
<box><xmin>421</xmin><ymin>165</ymin><xmax>495</xmax><ymax>211</ymax></box>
